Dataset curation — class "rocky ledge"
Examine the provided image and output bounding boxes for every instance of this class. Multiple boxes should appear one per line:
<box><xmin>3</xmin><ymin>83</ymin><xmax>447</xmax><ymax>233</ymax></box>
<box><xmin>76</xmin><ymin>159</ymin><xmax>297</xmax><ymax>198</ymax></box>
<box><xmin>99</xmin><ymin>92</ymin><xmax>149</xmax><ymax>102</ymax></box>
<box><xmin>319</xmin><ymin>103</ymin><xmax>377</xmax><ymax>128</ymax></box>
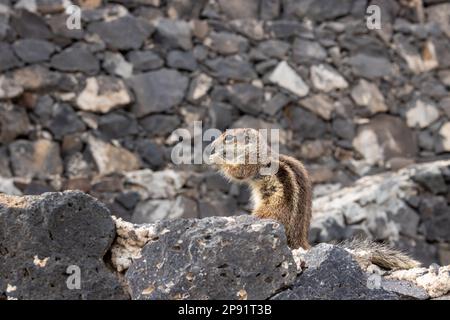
<box><xmin>1</xmin><ymin>191</ymin><xmax>449</xmax><ymax>300</ymax></box>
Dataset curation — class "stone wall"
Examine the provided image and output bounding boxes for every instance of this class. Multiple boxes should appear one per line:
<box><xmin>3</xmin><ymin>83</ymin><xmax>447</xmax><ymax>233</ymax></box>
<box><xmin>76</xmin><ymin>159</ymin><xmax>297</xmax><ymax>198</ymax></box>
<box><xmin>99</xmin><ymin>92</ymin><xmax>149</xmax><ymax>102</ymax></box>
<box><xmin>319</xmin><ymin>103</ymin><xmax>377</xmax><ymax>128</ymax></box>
<box><xmin>0</xmin><ymin>0</ymin><xmax>450</xmax><ymax>265</ymax></box>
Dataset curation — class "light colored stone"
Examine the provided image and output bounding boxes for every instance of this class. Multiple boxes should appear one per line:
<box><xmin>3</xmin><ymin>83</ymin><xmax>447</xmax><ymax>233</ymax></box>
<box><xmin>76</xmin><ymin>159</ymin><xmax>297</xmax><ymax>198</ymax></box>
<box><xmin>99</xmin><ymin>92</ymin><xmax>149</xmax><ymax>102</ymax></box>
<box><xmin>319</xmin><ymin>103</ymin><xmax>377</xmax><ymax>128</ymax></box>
<box><xmin>0</xmin><ymin>76</ymin><xmax>23</xmax><ymax>99</ymax></box>
<box><xmin>406</xmin><ymin>100</ymin><xmax>440</xmax><ymax>128</ymax></box>
<box><xmin>188</xmin><ymin>73</ymin><xmax>212</xmax><ymax>101</ymax></box>
<box><xmin>310</xmin><ymin>64</ymin><xmax>348</xmax><ymax>92</ymax></box>
<box><xmin>110</xmin><ymin>216</ymin><xmax>155</xmax><ymax>272</ymax></box>
<box><xmin>87</xmin><ymin>135</ymin><xmax>140</xmax><ymax>175</ymax></box>
<box><xmin>300</xmin><ymin>94</ymin><xmax>335</xmax><ymax>120</ymax></box>
<box><xmin>124</xmin><ymin>169</ymin><xmax>186</xmax><ymax>199</ymax></box>
<box><xmin>427</xmin><ymin>3</ymin><xmax>450</xmax><ymax>38</ymax></box>
<box><xmin>438</xmin><ymin>122</ymin><xmax>450</xmax><ymax>151</ymax></box>
<box><xmin>269</xmin><ymin>61</ymin><xmax>309</xmax><ymax>97</ymax></box>
<box><xmin>0</xmin><ymin>177</ymin><xmax>22</xmax><ymax>195</ymax></box>
<box><xmin>394</xmin><ymin>36</ymin><xmax>438</xmax><ymax>74</ymax></box>
<box><xmin>351</xmin><ymin>79</ymin><xmax>388</xmax><ymax>114</ymax></box>
<box><xmin>76</xmin><ymin>76</ymin><xmax>131</xmax><ymax>114</ymax></box>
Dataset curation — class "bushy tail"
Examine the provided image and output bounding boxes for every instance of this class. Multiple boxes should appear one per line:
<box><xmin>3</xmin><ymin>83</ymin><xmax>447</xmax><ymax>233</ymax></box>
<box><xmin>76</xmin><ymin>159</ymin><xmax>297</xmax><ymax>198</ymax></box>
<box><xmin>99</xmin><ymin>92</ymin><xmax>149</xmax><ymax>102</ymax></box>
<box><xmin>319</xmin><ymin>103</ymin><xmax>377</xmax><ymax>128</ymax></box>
<box><xmin>339</xmin><ymin>238</ymin><xmax>421</xmax><ymax>271</ymax></box>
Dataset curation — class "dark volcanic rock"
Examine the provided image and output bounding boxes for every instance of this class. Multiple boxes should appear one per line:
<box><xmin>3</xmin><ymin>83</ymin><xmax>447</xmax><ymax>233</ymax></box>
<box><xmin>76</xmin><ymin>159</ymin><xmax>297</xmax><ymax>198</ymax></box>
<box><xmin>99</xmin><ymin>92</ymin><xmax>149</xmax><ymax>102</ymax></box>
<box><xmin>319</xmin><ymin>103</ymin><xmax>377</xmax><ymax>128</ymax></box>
<box><xmin>205</xmin><ymin>56</ymin><xmax>257</xmax><ymax>82</ymax></box>
<box><xmin>9</xmin><ymin>139</ymin><xmax>63</xmax><ymax>179</ymax></box>
<box><xmin>0</xmin><ymin>191</ymin><xmax>128</xmax><ymax>300</ymax></box>
<box><xmin>88</xmin><ymin>15</ymin><xmax>153</xmax><ymax>50</ymax></box>
<box><xmin>45</xmin><ymin>103</ymin><xmax>86</xmax><ymax>140</ymax></box>
<box><xmin>12</xmin><ymin>39</ymin><xmax>56</xmax><ymax>63</ymax></box>
<box><xmin>139</xmin><ymin>113</ymin><xmax>181</xmax><ymax>137</ymax></box>
<box><xmin>50</xmin><ymin>45</ymin><xmax>100</xmax><ymax>74</ymax></box>
<box><xmin>129</xmin><ymin>69</ymin><xmax>189</xmax><ymax>117</ymax></box>
<box><xmin>154</xmin><ymin>18</ymin><xmax>192</xmax><ymax>50</ymax></box>
<box><xmin>10</xmin><ymin>9</ymin><xmax>52</xmax><ymax>39</ymax></box>
<box><xmin>226</xmin><ymin>83</ymin><xmax>264</xmax><ymax>115</ymax></box>
<box><xmin>273</xmin><ymin>244</ymin><xmax>398</xmax><ymax>300</ymax></box>
<box><xmin>127</xmin><ymin>50</ymin><xmax>164</xmax><ymax>71</ymax></box>
<box><xmin>167</xmin><ymin>50</ymin><xmax>198</xmax><ymax>71</ymax></box>
<box><xmin>0</xmin><ymin>103</ymin><xmax>30</xmax><ymax>143</ymax></box>
<box><xmin>125</xmin><ymin>215</ymin><xmax>297</xmax><ymax>300</ymax></box>
<box><xmin>0</xmin><ymin>43</ymin><xmax>22</xmax><ymax>72</ymax></box>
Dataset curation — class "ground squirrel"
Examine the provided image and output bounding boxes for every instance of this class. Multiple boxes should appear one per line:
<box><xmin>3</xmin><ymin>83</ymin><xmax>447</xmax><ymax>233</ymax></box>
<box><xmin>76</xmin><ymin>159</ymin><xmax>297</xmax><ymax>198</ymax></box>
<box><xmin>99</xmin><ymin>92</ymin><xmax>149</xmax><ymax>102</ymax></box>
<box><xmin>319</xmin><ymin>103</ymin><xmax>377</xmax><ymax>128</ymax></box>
<box><xmin>210</xmin><ymin>128</ymin><xmax>420</xmax><ymax>270</ymax></box>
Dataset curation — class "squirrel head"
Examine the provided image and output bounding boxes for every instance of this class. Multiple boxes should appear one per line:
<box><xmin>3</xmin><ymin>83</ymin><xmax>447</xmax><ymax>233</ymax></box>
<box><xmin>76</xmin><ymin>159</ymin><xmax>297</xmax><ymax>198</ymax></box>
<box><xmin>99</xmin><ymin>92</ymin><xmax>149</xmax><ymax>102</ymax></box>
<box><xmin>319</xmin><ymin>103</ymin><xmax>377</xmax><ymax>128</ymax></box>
<box><xmin>209</xmin><ymin>128</ymin><xmax>274</xmax><ymax>181</ymax></box>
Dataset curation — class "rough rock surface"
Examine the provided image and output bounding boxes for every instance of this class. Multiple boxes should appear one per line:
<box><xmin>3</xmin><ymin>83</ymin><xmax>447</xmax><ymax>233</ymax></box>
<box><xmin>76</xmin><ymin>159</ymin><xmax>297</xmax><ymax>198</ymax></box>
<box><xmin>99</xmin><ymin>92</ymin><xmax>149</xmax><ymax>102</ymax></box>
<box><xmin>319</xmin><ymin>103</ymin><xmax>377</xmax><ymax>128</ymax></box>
<box><xmin>0</xmin><ymin>191</ymin><xmax>128</xmax><ymax>300</ymax></box>
<box><xmin>312</xmin><ymin>160</ymin><xmax>450</xmax><ymax>266</ymax></box>
<box><xmin>125</xmin><ymin>215</ymin><xmax>296</xmax><ymax>300</ymax></box>
<box><xmin>0</xmin><ymin>0</ymin><xmax>449</xmax><ymax>269</ymax></box>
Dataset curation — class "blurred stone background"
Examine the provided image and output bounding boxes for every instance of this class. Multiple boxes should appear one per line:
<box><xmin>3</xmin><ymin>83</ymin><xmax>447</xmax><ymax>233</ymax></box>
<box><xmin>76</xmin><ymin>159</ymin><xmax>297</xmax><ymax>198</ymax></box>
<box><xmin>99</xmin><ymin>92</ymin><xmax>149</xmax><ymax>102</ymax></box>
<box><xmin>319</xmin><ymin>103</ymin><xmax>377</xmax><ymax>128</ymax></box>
<box><xmin>0</xmin><ymin>0</ymin><xmax>449</xmax><ymax>265</ymax></box>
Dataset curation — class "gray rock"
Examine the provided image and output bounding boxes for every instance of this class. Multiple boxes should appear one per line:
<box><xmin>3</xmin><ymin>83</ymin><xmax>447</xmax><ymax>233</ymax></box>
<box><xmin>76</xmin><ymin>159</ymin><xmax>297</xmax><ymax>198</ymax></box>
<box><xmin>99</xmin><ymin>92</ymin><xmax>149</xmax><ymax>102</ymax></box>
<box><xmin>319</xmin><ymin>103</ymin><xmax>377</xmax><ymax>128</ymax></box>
<box><xmin>262</xmin><ymin>92</ymin><xmax>291</xmax><ymax>116</ymax></box>
<box><xmin>45</xmin><ymin>103</ymin><xmax>86</xmax><ymax>140</ymax></box>
<box><xmin>265</xmin><ymin>20</ymin><xmax>313</xmax><ymax>39</ymax></box>
<box><xmin>310</xmin><ymin>64</ymin><xmax>348</xmax><ymax>92</ymax></box>
<box><xmin>412</xmin><ymin>166</ymin><xmax>447</xmax><ymax>195</ymax></box>
<box><xmin>126</xmin><ymin>50</ymin><xmax>164</xmax><ymax>71</ymax></box>
<box><xmin>9</xmin><ymin>139</ymin><xmax>63</xmax><ymax>179</ymax></box>
<box><xmin>427</xmin><ymin>3</ymin><xmax>450</xmax><ymax>38</ymax></box>
<box><xmin>381</xmin><ymin>279</ymin><xmax>429</xmax><ymax>300</ymax></box>
<box><xmin>139</xmin><ymin>114</ymin><xmax>181</xmax><ymax>137</ymax></box>
<box><xmin>0</xmin><ymin>146</ymin><xmax>11</xmax><ymax>178</ymax></box>
<box><xmin>102</xmin><ymin>52</ymin><xmax>133</xmax><ymax>79</ymax></box>
<box><xmin>135</xmin><ymin>139</ymin><xmax>165</xmax><ymax>169</ymax></box>
<box><xmin>269</xmin><ymin>61</ymin><xmax>309</xmax><ymax>97</ymax></box>
<box><xmin>260</xmin><ymin>0</ymin><xmax>281</xmax><ymax>20</ymax></box>
<box><xmin>226</xmin><ymin>83</ymin><xmax>264</xmax><ymax>115</ymax></box>
<box><xmin>50</xmin><ymin>45</ymin><xmax>100</xmax><ymax>74</ymax></box>
<box><xmin>0</xmin><ymin>102</ymin><xmax>30</xmax><ymax>143</ymax></box>
<box><xmin>209</xmin><ymin>102</ymin><xmax>238</xmax><ymax>131</ymax></box>
<box><xmin>292</xmin><ymin>38</ymin><xmax>327</xmax><ymax>63</ymax></box>
<box><xmin>0</xmin><ymin>191</ymin><xmax>128</xmax><ymax>300</ymax></box>
<box><xmin>273</xmin><ymin>244</ymin><xmax>397</xmax><ymax>300</ymax></box>
<box><xmin>98</xmin><ymin>112</ymin><xmax>139</xmax><ymax>140</ymax></box>
<box><xmin>351</xmin><ymin>79</ymin><xmax>388</xmax><ymax>114</ymax></box>
<box><xmin>10</xmin><ymin>9</ymin><xmax>51</xmax><ymax>39</ymax></box>
<box><xmin>88</xmin><ymin>15</ymin><xmax>153</xmax><ymax>50</ymax></box>
<box><xmin>255</xmin><ymin>39</ymin><xmax>290</xmax><ymax>59</ymax></box>
<box><xmin>167</xmin><ymin>50</ymin><xmax>198</xmax><ymax>71</ymax></box>
<box><xmin>125</xmin><ymin>215</ymin><xmax>296</xmax><ymax>300</ymax></box>
<box><xmin>229</xmin><ymin>19</ymin><xmax>264</xmax><ymax>41</ymax></box>
<box><xmin>12</xmin><ymin>38</ymin><xmax>55</xmax><ymax>63</ymax></box>
<box><xmin>283</xmin><ymin>0</ymin><xmax>353</xmax><ymax>21</ymax></box>
<box><xmin>154</xmin><ymin>18</ymin><xmax>192</xmax><ymax>50</ymax></box>
<box><xmin>217</xmin><ymin>0</ymin><xmax>259</xmax><ymax>19</ymax></box>
<box><xmin>187</xmin><ymin>73</ymin><xmax>213</xmax><ymax>102</ymax></box>
<box><xmin>206</xmin><ymin>31</ymin><xmax>249</xmax><ymax>55</ymax></box>
<box><xmin>205</xmin><ymin>56</ymin><xmax>257</xmax><ymax>82</ymax></box>
<box><xmin>128</xmin><ymin>69</ymin><xmax>189</xmax><ymax>117</ymax></box>
<box><xmin>419</xmin><ymin>196</ymin><xmax>450</xmax><ymax>242</ymax></box>
<box><xmin>285</xmin><ymin>106</ymin><xmax>327</xmax><ymax>139</ymax></box>
<box><xmin>12</xmin><ymin>65</ymin><xmax>76</xmax><ymax>92</ymax></box>
<box><xmin>353</xmin><ymin>114</ymin><xmax>417</xmax><ymax>165</ymax></box>
<box><xmin>348</xmin><ymin>54</ymin><xmax>393</xmax><ymax>79</ymax></box>
<box><xmin>0</xmin><ymin>43</ymin><xmax>22</xmax><ymax>72</ymax></box>
<box><xmin>332</xmin><ymin>117</ymin><xmax>355</xmax><ymax>141</ymax></box>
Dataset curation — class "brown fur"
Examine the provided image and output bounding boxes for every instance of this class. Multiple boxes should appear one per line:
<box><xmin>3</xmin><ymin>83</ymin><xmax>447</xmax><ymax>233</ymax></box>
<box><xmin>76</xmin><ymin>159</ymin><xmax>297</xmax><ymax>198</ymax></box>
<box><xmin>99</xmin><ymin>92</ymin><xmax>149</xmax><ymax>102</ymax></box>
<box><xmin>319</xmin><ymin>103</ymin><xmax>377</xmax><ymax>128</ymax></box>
<box><xmin>209</xmin><ymin>128</ymin><xmax>421</xmax><ymax>270</ymax></box>
<box><xmin>210</xmin><ymin>129</ymin><xmax>312</xmax><ymax>249</ymax></box>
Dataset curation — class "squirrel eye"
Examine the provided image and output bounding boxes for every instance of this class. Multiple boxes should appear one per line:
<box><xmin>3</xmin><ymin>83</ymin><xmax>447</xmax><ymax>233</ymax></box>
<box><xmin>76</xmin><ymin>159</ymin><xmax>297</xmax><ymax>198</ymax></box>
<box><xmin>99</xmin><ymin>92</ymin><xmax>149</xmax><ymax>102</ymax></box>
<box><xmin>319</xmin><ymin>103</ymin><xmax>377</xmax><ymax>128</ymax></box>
<box><xmin>224</xmin><ymin>134</ymin><xmax>234</xmax><ymax>144</ymax></box>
